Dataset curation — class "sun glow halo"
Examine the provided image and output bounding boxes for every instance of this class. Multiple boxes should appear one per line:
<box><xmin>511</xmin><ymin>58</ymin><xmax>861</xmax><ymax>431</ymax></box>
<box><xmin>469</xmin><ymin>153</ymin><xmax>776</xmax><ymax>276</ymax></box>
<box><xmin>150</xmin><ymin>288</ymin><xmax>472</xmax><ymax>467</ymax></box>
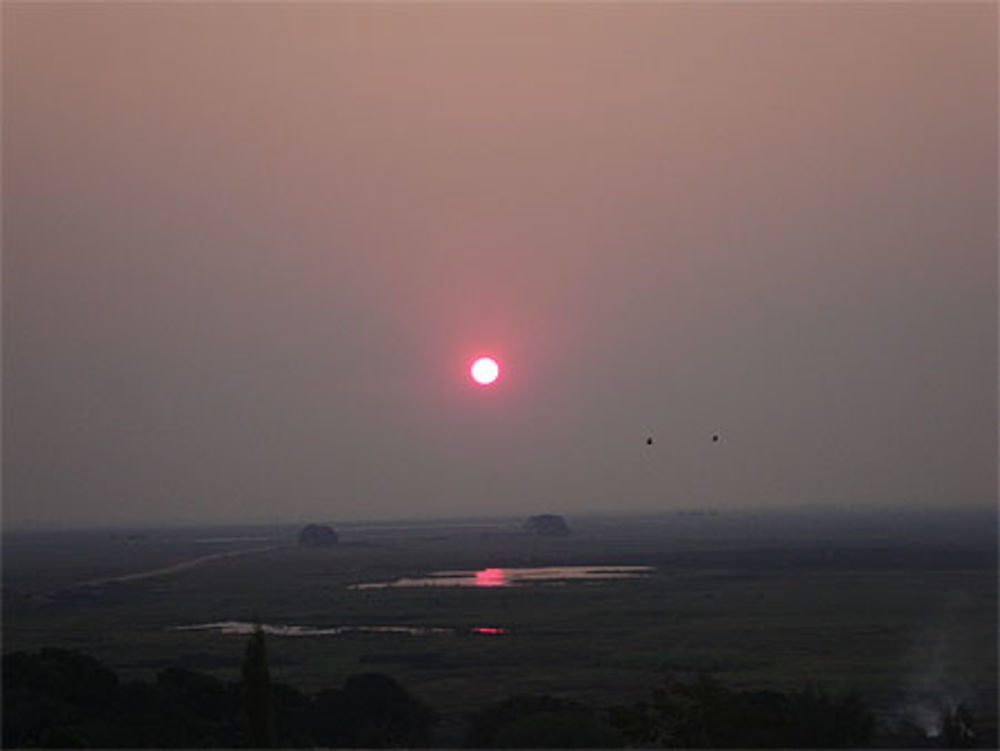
<box><xmin>470</xmin><ymin>356</ymin><xmax>500</xmax><ymax>386</ymax></box>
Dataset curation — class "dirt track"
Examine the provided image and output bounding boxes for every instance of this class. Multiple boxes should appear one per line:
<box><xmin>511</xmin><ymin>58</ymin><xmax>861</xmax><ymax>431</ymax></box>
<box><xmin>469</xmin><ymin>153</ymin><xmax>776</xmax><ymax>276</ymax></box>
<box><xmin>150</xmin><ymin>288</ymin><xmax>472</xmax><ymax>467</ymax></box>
<box><xmin>68</xmin><ymin>544</ymin><xmax>286</xmax><ymax>590</ymax></box>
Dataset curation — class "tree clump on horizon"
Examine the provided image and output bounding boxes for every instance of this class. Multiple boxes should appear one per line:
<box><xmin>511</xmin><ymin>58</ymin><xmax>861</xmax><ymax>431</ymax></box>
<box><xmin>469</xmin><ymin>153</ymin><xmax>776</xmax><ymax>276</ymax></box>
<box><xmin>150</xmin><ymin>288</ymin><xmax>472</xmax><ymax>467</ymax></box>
<box><xmin>298</xmin><ymin>523</ymin><xmax>339</xmax><ymax>547</ymax></box>
<box><xmin>524</xmin><ymin>514</ymin><xmax>571</xmax><ymax>537</ymax></box>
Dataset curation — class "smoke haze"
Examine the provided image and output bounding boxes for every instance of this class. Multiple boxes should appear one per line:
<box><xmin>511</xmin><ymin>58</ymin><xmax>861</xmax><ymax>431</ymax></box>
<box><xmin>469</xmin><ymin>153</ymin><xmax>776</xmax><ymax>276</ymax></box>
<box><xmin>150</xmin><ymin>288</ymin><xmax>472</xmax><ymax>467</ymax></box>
<box><xmin>3</xmin><ymin>3</ymin><xmax>996</xmax><ymax>525</ymax></box>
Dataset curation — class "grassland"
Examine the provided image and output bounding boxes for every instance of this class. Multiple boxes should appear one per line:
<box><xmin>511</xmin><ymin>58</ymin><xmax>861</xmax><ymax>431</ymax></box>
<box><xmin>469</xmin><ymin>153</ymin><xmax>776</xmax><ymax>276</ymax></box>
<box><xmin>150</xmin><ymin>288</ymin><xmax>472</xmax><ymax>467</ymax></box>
<box><xmin>3</xmin><ymin>507</ymin><xmax>996</xmax><ymax>733</ymax></box>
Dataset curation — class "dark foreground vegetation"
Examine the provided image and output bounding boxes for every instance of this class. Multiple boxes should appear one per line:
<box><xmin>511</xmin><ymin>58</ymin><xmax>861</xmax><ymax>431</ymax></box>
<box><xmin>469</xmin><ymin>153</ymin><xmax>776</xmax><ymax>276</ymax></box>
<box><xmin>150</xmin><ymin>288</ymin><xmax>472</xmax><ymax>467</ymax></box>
<box><xmin>3</xmin><ymin>641</ymin><xmax>987</xmax><ymax>748</ymax></box>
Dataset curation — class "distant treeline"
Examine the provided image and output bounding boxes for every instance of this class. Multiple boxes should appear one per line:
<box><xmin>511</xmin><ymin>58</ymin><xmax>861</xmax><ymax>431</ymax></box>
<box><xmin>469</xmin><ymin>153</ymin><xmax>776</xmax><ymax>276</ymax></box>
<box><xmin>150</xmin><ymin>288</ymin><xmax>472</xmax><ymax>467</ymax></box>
<box><xmin>2</xmin><ymin>643</ymin><xmax>984</xmax><ymax>748</ymax></box>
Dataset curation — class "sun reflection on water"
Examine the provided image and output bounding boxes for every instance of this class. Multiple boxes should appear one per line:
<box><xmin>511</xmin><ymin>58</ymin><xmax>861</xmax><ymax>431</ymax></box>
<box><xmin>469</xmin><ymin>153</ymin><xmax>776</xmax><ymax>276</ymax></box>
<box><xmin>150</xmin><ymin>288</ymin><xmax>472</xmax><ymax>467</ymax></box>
<box><xmin>474</xmin><ymin>568</ymin><xmax>508</xmax><ymax>587</ymax></box>
<box><xmin>470</xmin><ymin>626</ymin><xmax>507</xmax><ymax>635</ymax></box>
<box><xmin>350</xmin><ymin>565</ymin><xmax>653</xmax><ymax>590</ymax></box>
<box><xmin>172</xmin><ymin>621</ymin><xmax>509</xmax><ymax>637</ymax></box>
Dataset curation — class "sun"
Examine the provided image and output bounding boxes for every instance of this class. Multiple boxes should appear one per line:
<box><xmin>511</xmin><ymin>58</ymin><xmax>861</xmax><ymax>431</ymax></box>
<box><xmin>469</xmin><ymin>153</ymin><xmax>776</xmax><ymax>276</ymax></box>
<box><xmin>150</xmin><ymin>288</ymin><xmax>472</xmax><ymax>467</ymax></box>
<box><xmin>470</xmin><ymin>356</ymin><xmax>500</xmax><ymax>386</ymax></box>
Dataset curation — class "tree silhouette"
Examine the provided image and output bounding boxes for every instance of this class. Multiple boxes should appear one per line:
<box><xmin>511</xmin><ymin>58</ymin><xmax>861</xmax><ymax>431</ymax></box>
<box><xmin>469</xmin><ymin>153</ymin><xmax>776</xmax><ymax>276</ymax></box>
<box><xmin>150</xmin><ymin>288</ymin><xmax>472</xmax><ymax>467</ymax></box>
<box><xmin>241</xmin><ymin>623</ymin><xmax>275</xmax><ymax>747</ymax></box>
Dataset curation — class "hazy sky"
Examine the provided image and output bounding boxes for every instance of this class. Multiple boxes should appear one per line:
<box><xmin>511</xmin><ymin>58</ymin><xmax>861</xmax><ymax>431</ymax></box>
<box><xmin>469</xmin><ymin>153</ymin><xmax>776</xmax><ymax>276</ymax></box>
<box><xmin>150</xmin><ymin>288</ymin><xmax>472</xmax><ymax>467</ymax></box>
<box><xmin>3</xmin><ymin>2</ymin><xmax>997</xmax><ymax>526</ymax></box>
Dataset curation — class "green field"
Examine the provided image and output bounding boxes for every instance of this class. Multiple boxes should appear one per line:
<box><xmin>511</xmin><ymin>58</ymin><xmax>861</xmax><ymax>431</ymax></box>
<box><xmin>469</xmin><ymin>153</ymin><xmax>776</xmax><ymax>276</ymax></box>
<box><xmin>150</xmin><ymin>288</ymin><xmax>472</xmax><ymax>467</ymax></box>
<box><xmin>3</xmin><ymin>508</ymin><xmax>996</xmax><ymax>735</ymax></box>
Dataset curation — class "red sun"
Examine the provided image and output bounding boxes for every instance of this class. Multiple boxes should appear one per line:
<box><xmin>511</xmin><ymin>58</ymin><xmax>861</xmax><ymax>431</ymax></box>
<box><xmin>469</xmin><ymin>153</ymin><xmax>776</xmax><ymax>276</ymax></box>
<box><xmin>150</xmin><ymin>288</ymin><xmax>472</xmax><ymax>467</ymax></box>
<box><xmin>470</xmin><ymin>356</ymin><xmax>500</xmax><ymax>386</ymax></box>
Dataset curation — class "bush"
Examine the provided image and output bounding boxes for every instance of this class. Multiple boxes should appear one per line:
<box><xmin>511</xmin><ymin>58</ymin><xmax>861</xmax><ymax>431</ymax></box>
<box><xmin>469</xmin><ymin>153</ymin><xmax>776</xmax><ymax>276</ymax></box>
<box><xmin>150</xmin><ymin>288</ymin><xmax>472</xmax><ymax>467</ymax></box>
<box><xmin>466</xmin><ymin>694</ymin><xmax>622</xmax><ymax>748</ymax></box>
<box><xmin>2</xmin><ymin>649</ymin><xmax>120</xmax><ymax>747</ymax></box>
<box><xmin>611</xmin><ymin>676</ymin><xmax>876</xmax><ymax>748</ymax></box>
<box><xmin>314</xmin><ymin>673</ymin><xmax>434</xmax><ymax>748</ymax></box>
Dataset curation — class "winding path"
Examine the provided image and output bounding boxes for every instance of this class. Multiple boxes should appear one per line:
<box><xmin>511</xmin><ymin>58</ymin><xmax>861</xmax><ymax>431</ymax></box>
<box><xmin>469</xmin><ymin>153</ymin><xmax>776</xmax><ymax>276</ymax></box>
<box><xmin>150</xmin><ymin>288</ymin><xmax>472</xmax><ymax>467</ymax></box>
<box><xmin>67</xmin><ymin>544</ymin><xmax>286</xmax><ymax>590</ymax></box>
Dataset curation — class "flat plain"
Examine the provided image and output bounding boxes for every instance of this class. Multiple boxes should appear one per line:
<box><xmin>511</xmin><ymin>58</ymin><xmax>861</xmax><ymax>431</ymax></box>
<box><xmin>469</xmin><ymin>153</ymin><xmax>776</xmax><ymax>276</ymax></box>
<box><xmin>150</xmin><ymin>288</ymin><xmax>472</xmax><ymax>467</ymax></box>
<box><xmin>3</xmin><ymin>507</ymin><xmax>996</xmax><ymax>735</ymax></box>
